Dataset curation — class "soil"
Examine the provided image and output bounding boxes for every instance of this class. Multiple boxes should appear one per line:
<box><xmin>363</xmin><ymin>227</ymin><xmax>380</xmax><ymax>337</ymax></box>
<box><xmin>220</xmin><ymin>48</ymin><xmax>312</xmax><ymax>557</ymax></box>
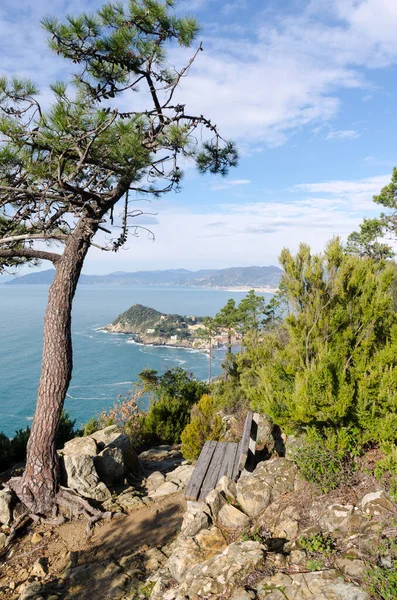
<box><xmin>0</xmin><ymin>492</ymin><xmax>186</xmax><ymax>599</ymax></box>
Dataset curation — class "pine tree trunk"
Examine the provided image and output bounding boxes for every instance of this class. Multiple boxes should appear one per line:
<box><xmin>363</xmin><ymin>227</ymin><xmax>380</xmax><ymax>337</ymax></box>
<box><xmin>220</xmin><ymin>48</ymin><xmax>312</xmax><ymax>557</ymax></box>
<box><xmin>19</xmin><ymin>219</ymin><xmax>96</xmax><ymax>514</ymax></box>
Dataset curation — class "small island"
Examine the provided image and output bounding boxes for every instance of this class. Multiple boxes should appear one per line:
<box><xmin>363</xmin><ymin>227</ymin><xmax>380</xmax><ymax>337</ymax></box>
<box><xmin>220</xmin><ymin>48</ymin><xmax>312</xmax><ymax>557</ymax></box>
<box><xmin>102</xmin><ymin>304</ymin><xmax>210</xmax><ymax>348</ymax></box>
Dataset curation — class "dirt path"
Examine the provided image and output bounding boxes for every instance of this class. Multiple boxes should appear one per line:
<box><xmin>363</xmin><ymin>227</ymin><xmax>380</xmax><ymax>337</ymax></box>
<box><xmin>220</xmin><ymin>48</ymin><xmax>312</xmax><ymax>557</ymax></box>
<box><xmin>0</xmin><ymin>493</ymin><xmax>186</xmax><ymax>599</ymax></box>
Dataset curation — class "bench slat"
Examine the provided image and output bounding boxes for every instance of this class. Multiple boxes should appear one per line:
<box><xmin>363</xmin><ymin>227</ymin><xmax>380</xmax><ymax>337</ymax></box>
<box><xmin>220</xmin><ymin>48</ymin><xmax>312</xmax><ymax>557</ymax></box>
<box><xmin>184</xmin><ymin>440</ymin><xmax>218</xmax><ymax>501</ymax></box>
<box><xmin>198</xmin><ymin>442</ymin><xmax>228</xmax><ymax>501</ymax></box>
<box><xmin>237</xmin><ymin>411</ymin><xmax>253</xmax><ymax>473</ymax></box>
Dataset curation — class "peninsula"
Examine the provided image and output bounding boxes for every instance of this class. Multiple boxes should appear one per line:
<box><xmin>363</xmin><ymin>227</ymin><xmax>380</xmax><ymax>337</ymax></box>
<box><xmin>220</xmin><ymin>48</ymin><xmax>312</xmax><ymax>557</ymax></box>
<box><xmin>103</xmin><ymin>304</ymin><xmax>209</xmax><ymax>348</ymax></box>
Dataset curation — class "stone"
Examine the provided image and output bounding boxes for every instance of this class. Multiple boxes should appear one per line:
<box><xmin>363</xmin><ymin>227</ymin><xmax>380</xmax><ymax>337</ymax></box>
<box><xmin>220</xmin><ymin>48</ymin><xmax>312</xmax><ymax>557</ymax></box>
<box><xmin>63</xmin><ymin>454</ymin><xmax>111</xmax><ymax>501</ymax></box>
<box><xmin>94</xmin><ymin>446</ymin><xmax>125</xmax><ymax>483</ymax></box>
<box><xmin>146</xmin><ymin>471</ymin><xmax>165</xmax><ymax>491</ymax></box>
<box><xmin>289</xmin><ymin>550</ymin><xmax>307</xmax><ymax>565</ymax></box>
<box><xmin>179</xmin><ymin>541</ymin><xmax>265</xmax><ymax>597</ymax></box>
<box><xmin>360</xmin><ymin>491</ymin><xmax>395</xmax><ymax>515</ymax></box>
<box><xmin>31</xmin><ymin>532</ymin><xmax>43</xmax><ymax>545</ymax></box>
<box><xmin>319</xmin><ymin>504</ymin><xmax>355</xmax><ymax>534</ymax></box>
<box><xmin>118</xmin><ymin>492</ymin><xmax>145</xmax><ymax>512</ymax></box>
<box><xmin>19</xmin><ymin>581</ymin><xmax>43</xmax><ymax>600</ymax></box>
<box><xmin>216</xmin><ymin>475</ymin><xmax>237</xmax><ymax>501</ymax></box>
<box><xmin>139</xmin><ymin>446</ymin><xmax>180</xmax><ymax>461</ymax></box>
<box><xmin>32</xmin><ymin>557</ymin><xmax>48</xmax><ymax>577</ymax></box>
<box><xmin>149</xmin><ymin>481</ymin><xmax>179</xmax><ymax>499</ymax></box>
<box><xmin>256</xmin><ymin>570</ymin><xmax>369</xmax><ymax>600</ymax></box>
<box><xmin>230</xmin><ymin>590</ymin><xmax>256</xmax><ymax>600</ymax></box>
<box><xmin>0</xmin><ymin>490</ymin><xmax>13</xmax><ymax>525</ymax></box>
<box><xmin>236</xmin><ymin>476</ymin><xmax>272</xmax><ymax>517</ymax></box>
<box><xmin>0</xmin><ymin>531</ymin><xmax>7</xmax><ymax>549</ymax></box>
<box><xmin>186</xmin><ymin>500</ymin><xmax>209</xmax><ymax>516</ymax></box>
<box><xmin>336</xmin><ymin>558</ymin><xmax>365</xmax><ymax>578</ymax></box>
<box><xmin>166</xmin><ymin>464</ymin><xmax>194</xmax><ymax>487</ymax></box>
<box><xmin>217</xmin><ymin>504</ymin><xmax>250</xmax><ymax>530</ymax></box>
<box><xmin>181</xmin><ymin>510</ymin><xmax>210</xmax><ymax>537</ymax></box>
<box><xmin>205</xmin><ymin>489</ymin><xmax>226</xmax><ymax>519</ymax></box>
<box><xmin>91</xmin><ymin>425</ymin><xmax>142</xmax><ymax>473</ymax></box>
<box><xmin>61</xmin><ymin>436</ymin><xmax>98</xmax><ymax>456</ymax></box>
<box><xmin>143</xmin><ymin>548</ymin><xmax>167</xmax><ymax>572</ymax></box>
<box><xmin>167</xmin><ymin>536</ymin><xmax>203</xmax><ymax>583</ymax></box>
<box><xmin>195</xmin><ymin>526</ymin><xmax>227</xmax><ymax>556</ymax></box>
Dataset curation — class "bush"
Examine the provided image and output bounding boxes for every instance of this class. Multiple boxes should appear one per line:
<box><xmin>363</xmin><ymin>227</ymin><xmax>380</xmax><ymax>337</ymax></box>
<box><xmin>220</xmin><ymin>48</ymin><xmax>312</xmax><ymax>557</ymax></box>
<box><xmin>0</xmin><ymin>410</ymin><xmax>77</xmax><ymax>473</ymax></box>
<box><xmin>292</xmin><ymin>428</ymin><xmax>356</xmax><ymax>493</ymax></box>
<box><xmin>364</xmin><ymin>537</ymin><xmax>397</xmax><ymax>600</ymax></box>
<box><xmin>181</xmin><ymin>394</ymin><xmax>223</xmax><ymax>460</ymax></box>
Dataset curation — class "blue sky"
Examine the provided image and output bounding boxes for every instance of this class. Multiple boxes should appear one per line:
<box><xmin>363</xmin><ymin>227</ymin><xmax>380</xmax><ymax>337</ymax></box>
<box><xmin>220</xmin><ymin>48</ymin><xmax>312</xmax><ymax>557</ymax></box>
<box><xmin>1</xmin><ymin>0</ymin><xmax>397</xmax><ymax>273</ymax></box>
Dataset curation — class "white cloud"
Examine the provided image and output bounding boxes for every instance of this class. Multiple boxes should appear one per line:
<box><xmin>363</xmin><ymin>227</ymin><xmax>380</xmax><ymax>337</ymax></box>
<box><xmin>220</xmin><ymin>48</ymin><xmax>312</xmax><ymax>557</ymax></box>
<box><xmin>325</xmin><ymin>129</ymin><xmax>360</xmax><ymax>140</ymax></box>
<box><xmin>210</xmin><ymin>178</ymin><xmax>251</xmax><ymax>190</ymax></box>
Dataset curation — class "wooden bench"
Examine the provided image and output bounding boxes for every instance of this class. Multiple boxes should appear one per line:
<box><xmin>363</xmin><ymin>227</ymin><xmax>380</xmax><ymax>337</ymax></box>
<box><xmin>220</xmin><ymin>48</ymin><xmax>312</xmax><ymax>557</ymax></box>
<box><xmin>184</xmin><ymin>411</ymin><xmax>259</xmax><ymax>501</ymax></box>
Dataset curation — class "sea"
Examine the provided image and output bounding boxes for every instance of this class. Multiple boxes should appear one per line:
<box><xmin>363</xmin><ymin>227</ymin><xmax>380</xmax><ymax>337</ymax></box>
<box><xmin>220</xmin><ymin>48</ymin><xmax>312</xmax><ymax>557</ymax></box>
<box><xmin>0</xmin><ymin>284</ymin><xmax>272</xmax><ymax>438</ymax></box>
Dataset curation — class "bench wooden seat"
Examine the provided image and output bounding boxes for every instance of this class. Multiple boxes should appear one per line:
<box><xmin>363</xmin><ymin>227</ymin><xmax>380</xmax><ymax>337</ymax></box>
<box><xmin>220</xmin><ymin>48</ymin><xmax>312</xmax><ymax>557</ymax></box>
<box><xmin>184</xmin><ymin>411</ymin><xmax>259</xmax><ymax>501</ymax></box>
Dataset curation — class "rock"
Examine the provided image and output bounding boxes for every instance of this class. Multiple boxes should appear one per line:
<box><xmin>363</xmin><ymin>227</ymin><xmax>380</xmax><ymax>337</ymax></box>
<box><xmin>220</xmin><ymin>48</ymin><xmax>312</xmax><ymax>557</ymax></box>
<box><xmin>91</xmin><ymin>425</ymin><xmax>142</xmax><ymax>473</ymax></box>
<box><xmin>143</xmin><ymin>548</ymin><xmax>167</xmax><ymax>572</ymax></box>
<box><xmin>186</xmin><ymin>500</ymin><xmax>209</xmax><ymax>516</ymax></box>
<box><xmin>19</xmin><ymin>581</ymin><xmax>43</xmax><ymax>600</ymax></box>
<box><xmin>336</xmin><ymin>558</ymin><xmax>365</xmax><ymax>578</ymax></box>
<box><xmin>195</xmin><ymin>526</ymin><xmax>227</xmax><ymax>556</ymax></box>
<box><xmin>146</xmin><ymin>471</ymin><xmax>165</xmax><ymax>491</ymax></box>
<box><xmin>32</xmin><ymin>557</ymin><xmax>48</xmax><ymax>577</ymax></box>
<box><xmin>167</xmin><ymin>536</ymin><xmax>203</xmax><ymax>583</ymax></box>
<box><xmin>0</xmin><ymin>531</ymin><xmax>7</xmax><ymax>549</ymax></box>
<box><xmin>216</xmin><ymin>475</ymin><xmax>237</xmax><ymax>501</ymax></box>
<box><xmin>166</xmin><ymin>464</ymin><xmax>194</xmax><ymax>487</ymax></box>
<box><xmin>180</xmin><ymin>541</ymin><xmax>265</xmax><ymax>597</ymax></box>
<box><xmin>236</xmin><ymin>476</ymin><xmax>272</xmax><ymax>517</ymax></box>
<box><xmin>230</xmin><ymin>590</ymin><xmax>256</xmax><ymax>600</ymax></box>
<box><xmin>360</xmin><ymin>491</ymin><xmax>395</xmax><ymax>515</ymax></box>
<box><xmin>217</xmin><ymin>504</ymin><xmax>250</xmax><ymax>530</ymax></box>
<box><xmin>94</xmin><ymin>446</ymin><xmax>125</xmax><ymax>483</ymax></box>
<box><xmin>31</xmin><ymin>532</ymin><xmax>43</xmax><ymax>545</ymax></box>
<box><xmin>283</xmin><ymin>435</ymin><xmax>303</xmax><ymax>460</ymax></box>
<box><xmin>61</xmin><ymin>436</ymin><xmax>98</xmax><ymax>456</ymax></box>
<box><xmin>256</xmin><ymin>570</ymin><xmax>368</xmax><ymax>599</ymax></box>
<box><xmin>181</xmin><ymin>510</ymin><xmax>210</xmax><ymax>537</ymax></box>
<box><xmin>149</xmin><ymin>481</ymin><xmax>179</xmax><ymax>499</ymax></box>
<box><xmin>139</xmin><ymin>446</ymin><xmax>181</xmax><ymax>461</ymax></box>
<box><xmin>273</xmin><ymin>505</ymin><xmax>300</xmax><ymax>539</ymax></box>
<box><xmin>118</xmin><ymin>491</ymin><xmax>145</xmax><ymax>512</ymax></box>
<box><xmin>205</xmin><ymin>489</ymin><xmax>226</xmax><ymax>520</ymax></box>
<box><xmin>256</xmin><ymin>414</ymin><xmax>286</xmax><ymax>456</ymax></box>
<box><xmin>63</xmin><ymin>454</ymin><xmax>111</xmax><ymax>501</ymax></box>
<box><xmin>319</xmin><ymin>504</ymin><xmax>356</xmax><ymax>534</ymax></box>
<box><xmin>0</xmin><ymin>490</ymin><xmax>13</xmax><ymax>525</ymax></box>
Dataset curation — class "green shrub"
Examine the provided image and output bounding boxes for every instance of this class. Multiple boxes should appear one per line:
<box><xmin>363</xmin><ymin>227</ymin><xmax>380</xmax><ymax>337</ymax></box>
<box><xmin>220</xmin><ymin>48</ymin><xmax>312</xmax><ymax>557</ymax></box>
<box><xmin>364</xmin><ymin>537</ymin><xmax>397</xmax><ymax>600</ymax></box>
<box><xmin>181</xmin><ymin>394</ymin><xmax>223</xmax><ymax>460</ymax></box>
<box><xmin>300</xmin><ymin>532</ymin><xmax>335</xmax><ymax>556</ymax></box>
<box><xmin>292</xmin><ymin>428</ymin><xmax>355</xmax><ymax>493</ymax></box>
<box><xmin>83</xmin><ymin>417</ymin><xmax>100</xmax><ymax>437</ymax></box>
<box><xmin>0</xmin><ymin>410</ymin><xmax>77</xmax><ymax>473</ymax></box>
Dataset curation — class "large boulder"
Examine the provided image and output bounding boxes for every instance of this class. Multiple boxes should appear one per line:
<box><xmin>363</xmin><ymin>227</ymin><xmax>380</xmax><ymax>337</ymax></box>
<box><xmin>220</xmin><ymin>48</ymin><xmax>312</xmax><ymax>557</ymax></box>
<box><xmin>63</xmin><ymin>454</ymin><xmax>111</xmax><ymax>501</ymax></box>
<box><xmin>61</xmin><ymin>436</ymin><xmax>98</xmax><ymax>456</ymax></box>
<box><xmin>91</xmin><ymin>425</ymin><xmax>142</xmax><ymax>474</ymax></box>
<box><xmin>0</xmin><ymin>489</ymin><xmax>13</xmax><ymax>525</ymax></box>
<box><xmin>179</xmin><ymin>541</ymin><xmax>265</xmax><ymax>597</ymax></box>
<box><xmin>94</xmin><ymin>447</ymin><xmax>125</xmax><ymax>484</ymax></box>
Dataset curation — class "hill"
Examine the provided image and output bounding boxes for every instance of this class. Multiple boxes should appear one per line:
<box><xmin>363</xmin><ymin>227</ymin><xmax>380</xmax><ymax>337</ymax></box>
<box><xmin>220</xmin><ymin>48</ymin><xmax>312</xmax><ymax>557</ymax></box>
<box><xmin>103</xmin><ymin>303</ymin><xmax>205</xmax><ymax>347</ymax></box>
<box><xmin>5</xmin><ymin>266</ymin><xmax>282</xmax><ymax>290</ymax></box>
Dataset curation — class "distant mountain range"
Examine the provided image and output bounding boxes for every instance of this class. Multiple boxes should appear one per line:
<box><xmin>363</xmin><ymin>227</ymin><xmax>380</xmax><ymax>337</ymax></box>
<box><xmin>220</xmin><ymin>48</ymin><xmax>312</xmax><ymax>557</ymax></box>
<box><xmin>3</xmin><ymin>266</ymin><xmax>282</xmax><ymax>290</ymax></box>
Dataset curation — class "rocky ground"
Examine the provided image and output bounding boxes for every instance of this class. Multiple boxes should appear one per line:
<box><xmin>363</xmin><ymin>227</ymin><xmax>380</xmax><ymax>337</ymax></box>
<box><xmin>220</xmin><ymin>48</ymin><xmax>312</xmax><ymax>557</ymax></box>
<box><xmin>1</xmin><ymin>423</ymin><xmax>396</xmax><ymax>600</ymax></box>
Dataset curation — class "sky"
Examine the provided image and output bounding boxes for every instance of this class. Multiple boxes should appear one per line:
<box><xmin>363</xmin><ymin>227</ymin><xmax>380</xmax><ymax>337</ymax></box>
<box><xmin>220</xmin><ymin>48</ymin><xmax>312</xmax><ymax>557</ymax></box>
<box><xmin>1</xmin><ymin>0</ymin><xmax>397</xmax><ymax>274</ymax></box>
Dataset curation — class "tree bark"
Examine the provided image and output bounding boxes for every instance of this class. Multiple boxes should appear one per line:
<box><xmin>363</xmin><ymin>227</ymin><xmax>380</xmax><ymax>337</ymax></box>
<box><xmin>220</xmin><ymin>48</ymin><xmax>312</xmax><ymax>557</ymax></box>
<box><xmin>19</xmin><ymin>218</ymin><xmax>97</xmax><ymax>514</ymax></box>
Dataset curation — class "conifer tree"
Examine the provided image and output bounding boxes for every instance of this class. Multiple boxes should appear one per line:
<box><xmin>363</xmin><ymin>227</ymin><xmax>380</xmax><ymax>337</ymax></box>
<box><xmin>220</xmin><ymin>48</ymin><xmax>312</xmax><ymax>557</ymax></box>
<box><xmin>0</xmin><ymin>0</ymin><xmax>237</xmax><ymax>515</ymax></box>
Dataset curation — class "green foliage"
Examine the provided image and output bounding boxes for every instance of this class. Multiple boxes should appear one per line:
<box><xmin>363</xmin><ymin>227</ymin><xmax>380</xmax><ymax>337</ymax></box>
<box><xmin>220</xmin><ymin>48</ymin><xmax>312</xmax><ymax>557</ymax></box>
<box><xmin>0</xmin><ymin>411</ymin><xmax>76</xmax><ymax>472</ymax></box>
<box><xmin>241</xmin><ymin>239</ymin><xmax>397</xmax><ymax>452</ymax></box>
<box><xmin>140</xmin><ymin>368</ymin><xmax>209</xmax><ymax>445</ymax></box>
<box><xmin>292</xmin><ymin>429</ymin><xmax>356</xmax><ymax>493</ymax></box>
<box><xmin>240</xmin><ymin>526</ymin><xmax>265</xmax><ymax>543</ymax></box>
<box><xmin>300</xmin><ymin>532</ymin><xmax>335</xmax><ymax>556</ymax></box>
<box><xmin>363</xmin><ymin>537</ymin><xmax>397</xmax><ymax>600</ymax></box>
<box><xmin>306</xmin><ymin>558</ymin><xmax>325</xmax><ymax>571</ymax></box>
<box><xmin>181</xmin><ymin>394</ymin><xmax>223</xmax><ymax>460</ymax></box>
<box><xmin>83</xmin><ymin>417</ymin><xmax>100</xmax><ymax>437</ymax></box>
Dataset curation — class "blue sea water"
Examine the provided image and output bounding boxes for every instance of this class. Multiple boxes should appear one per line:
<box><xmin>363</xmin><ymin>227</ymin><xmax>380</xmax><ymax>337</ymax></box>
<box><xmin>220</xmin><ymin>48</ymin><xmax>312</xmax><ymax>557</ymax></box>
<box><xmin>0</xmin><ymin>284</ymin><xmax>271</xmax><ymax>438</ymax></box>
